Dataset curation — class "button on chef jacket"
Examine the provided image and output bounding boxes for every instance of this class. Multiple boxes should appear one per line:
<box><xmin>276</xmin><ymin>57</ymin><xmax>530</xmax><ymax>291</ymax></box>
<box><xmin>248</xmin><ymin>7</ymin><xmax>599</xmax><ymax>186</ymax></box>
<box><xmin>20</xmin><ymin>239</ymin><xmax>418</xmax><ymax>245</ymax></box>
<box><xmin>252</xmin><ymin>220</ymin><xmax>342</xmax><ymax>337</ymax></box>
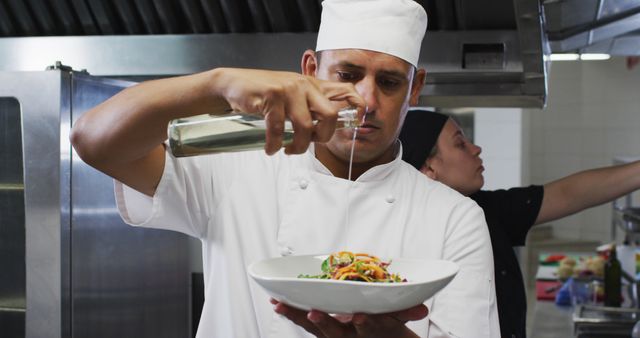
<box><xmin>114</xmin><ymin>144</ymin><xmax>500</xmax><ymax>338</ymax></box>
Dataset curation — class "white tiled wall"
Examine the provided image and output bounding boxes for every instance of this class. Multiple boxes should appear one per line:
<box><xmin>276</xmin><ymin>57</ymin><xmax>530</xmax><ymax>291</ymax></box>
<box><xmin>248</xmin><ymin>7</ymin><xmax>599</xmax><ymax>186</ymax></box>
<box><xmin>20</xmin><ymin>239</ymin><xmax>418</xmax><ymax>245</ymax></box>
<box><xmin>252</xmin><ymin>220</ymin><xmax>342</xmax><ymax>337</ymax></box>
<box><xmin>475</xmin><ymin>108</ymin><xmax>528</xmax><ymax>189</ymax></box>
<box><xmin>525</xmin><ymin>57</ymin><xmax>640</xmax><ymax>242</ymax></box>
<box><xmin>473</xmin><ymin>108</ymin><xmax>530</xmax><ymax>272</ymax></box>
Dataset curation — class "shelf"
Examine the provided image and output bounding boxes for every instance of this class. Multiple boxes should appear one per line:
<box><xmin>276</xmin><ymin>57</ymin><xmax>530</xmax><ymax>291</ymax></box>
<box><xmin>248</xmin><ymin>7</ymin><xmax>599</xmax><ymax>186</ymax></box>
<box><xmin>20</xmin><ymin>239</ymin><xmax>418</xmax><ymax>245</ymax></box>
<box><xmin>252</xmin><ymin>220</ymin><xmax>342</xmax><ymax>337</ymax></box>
<box><xmin>0</xmin><ymin>183</ymin><xmax>24</xmax><ymax>191</ymax></box>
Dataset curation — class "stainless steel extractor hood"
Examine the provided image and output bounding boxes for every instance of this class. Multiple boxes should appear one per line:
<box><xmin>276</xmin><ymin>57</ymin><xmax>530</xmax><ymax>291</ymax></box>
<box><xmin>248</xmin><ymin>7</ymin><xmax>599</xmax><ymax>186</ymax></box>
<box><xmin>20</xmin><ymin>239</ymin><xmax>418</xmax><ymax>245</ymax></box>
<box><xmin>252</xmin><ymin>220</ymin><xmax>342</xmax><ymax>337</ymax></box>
<box><xmin>544</xmin><ymin>0</ymin><xmax>640</xmax><ymax>55</ymax></box>
<box><xmin>0</xmin><ymin>0</ymin><xmax>550</xmax><ymax>108</ymax></box>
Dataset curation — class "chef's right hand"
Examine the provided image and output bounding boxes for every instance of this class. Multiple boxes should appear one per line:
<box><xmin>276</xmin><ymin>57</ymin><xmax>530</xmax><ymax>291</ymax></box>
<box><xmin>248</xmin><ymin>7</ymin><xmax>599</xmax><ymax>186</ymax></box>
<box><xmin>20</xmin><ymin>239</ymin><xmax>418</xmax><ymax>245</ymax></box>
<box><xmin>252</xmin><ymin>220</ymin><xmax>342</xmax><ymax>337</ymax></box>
<box><xmin>214</xmin><ymin>68</ymin><xmax>365</xmax><ymax>155</ymax></box>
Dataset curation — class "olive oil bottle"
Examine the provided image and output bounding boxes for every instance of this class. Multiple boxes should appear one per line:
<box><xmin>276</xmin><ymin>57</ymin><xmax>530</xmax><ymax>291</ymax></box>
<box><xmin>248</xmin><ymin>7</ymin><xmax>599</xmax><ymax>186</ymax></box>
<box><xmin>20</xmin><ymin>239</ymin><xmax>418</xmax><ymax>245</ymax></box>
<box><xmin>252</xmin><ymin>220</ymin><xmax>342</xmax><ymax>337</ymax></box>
<box><xmin>604</xmin><ymin>245</ymin><xmax>622</xmax><ymax>307</ymax></box>
<box><xmin>168</xmin><ymin>108</ymin><xmax>359</xmax><ymax>157</ymax></box>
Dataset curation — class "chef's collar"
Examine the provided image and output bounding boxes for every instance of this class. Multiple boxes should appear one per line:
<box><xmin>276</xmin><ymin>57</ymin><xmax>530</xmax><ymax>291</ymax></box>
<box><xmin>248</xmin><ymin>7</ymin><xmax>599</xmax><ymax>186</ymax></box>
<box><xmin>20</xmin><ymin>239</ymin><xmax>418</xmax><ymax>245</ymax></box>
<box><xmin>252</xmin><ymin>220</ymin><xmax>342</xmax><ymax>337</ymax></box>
<box><xmin>308</xmin><ymin>142</ymin><xmax>403</xmax><ymax>182</ymax></box>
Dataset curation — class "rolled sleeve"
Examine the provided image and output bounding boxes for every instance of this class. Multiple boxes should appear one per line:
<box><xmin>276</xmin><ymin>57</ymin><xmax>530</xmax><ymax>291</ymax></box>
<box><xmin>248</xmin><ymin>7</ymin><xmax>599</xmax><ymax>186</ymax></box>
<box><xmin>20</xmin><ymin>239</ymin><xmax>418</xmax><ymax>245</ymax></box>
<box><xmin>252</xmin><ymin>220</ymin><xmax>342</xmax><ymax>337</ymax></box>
<box><xmin>114</xmin><ymin>178</ymin><xmax>154</xmax><ymax>224</ymax></box>
<box><xmin>113</xmin><ymin>149</ymin><xmax>212</xmax><ymax>239</ymax></box>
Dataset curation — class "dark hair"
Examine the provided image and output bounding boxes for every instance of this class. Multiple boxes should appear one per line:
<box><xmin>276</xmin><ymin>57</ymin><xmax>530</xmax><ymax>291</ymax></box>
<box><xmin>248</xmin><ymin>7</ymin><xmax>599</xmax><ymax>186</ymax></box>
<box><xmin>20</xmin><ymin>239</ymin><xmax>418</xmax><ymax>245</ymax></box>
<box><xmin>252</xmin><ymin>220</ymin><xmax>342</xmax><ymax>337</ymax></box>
<box><xmin>398</xmin><ymin>109</ymin><xmax>449</xmax><ymax>170</ymax></box>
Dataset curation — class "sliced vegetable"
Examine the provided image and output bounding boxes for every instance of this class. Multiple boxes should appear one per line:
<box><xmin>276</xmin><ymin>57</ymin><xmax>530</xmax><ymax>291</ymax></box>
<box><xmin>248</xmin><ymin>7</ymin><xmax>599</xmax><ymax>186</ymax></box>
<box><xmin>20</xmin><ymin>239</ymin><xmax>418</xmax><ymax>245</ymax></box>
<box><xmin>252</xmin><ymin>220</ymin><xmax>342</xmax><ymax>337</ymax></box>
<box><xmin>297</xmin><ymin>251</ymin><xmax>407</xmax><ymax>283</ymax></box>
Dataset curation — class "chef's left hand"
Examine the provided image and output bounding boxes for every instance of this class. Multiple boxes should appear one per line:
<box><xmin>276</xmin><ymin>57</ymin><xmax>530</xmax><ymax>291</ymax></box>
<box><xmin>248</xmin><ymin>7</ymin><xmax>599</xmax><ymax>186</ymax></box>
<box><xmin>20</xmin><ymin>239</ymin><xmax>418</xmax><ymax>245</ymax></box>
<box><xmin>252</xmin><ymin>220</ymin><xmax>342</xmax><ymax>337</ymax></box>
<box><xmin>271</xmin><ymin>299</ymin><xmax>427</xmax><ymax>338</ymax></box>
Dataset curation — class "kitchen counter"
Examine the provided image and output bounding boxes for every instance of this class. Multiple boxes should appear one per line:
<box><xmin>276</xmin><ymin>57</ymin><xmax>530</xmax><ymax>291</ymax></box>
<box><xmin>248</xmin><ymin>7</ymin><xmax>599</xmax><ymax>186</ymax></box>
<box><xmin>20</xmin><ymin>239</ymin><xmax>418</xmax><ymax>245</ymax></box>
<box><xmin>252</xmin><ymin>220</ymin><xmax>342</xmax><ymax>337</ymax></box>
<box><xmin>530</xmin><ymin>300</ymin><xmax>574</xmax><ymax>337</ymax></box>
<box><xmin>530</xmin><ymin>300</ymin><xmax>640</xmax><ymax>338</ymax></box>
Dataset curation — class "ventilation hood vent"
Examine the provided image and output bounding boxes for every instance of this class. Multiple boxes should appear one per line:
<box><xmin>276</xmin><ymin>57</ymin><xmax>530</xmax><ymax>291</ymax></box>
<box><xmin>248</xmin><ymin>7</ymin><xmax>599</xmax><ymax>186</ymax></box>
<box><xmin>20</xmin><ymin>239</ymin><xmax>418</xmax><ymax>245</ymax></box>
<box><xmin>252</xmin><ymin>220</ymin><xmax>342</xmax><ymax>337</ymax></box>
<box><xmin>544</xmin><ymin>0</ymin><xmax>640</xmax><ymax>55</ymax></box>
<box><xmin>0</xmin><ymin>0</ymin><xmax>548</xmax><ymax>108</ymax></box>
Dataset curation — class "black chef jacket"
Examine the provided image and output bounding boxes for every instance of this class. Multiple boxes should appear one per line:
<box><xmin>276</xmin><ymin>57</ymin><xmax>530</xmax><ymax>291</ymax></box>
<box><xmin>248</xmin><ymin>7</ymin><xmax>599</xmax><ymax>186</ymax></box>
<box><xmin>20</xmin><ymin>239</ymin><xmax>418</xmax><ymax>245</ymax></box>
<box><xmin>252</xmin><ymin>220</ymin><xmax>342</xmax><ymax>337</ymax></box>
<box><xmin>470</xmin><ymin>185</ymin><xmax>544</xmax><ymax>338</ymax></box>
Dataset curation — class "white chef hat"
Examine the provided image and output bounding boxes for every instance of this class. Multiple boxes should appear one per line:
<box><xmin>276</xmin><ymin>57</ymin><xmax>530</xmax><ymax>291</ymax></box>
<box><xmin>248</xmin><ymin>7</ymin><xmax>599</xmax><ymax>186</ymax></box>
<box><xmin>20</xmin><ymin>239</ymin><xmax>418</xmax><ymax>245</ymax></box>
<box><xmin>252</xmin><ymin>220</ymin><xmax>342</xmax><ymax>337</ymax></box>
<box><xmin>316</xmin><ymin>0</ymin><xmax>428</xmax><ymax>68</ymax></box>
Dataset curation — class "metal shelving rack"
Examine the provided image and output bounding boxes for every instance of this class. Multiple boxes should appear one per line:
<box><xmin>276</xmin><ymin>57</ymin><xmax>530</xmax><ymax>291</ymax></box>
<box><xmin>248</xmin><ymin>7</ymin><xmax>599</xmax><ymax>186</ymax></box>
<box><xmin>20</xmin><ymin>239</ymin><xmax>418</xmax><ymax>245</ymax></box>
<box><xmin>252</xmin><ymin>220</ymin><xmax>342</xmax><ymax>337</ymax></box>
<box><xmin>612</xmin><ymin>157</ymin><xmax>640</xmax><ymax>243</ymax></box>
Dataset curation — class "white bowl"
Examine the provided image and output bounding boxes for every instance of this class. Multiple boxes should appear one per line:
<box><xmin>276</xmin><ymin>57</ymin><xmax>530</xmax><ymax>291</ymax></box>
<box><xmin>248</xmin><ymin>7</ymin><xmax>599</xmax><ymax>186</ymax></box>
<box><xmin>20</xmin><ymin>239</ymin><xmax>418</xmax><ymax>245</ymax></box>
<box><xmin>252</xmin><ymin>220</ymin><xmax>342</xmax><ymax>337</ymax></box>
<box><xmin>248</xmin><ymin>254</ymin><xmax>459</xmax><ymax>314</ymax></box>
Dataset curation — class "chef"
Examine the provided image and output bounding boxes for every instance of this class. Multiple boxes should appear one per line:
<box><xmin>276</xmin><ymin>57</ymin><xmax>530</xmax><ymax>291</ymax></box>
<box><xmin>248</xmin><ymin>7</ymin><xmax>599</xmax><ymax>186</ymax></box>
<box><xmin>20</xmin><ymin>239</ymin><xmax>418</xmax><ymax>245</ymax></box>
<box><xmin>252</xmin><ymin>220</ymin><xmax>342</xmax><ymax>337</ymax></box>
<box><xmin>399</xmin><ymin>109</ymin><xmax>640</xmax><ymax>338</ymax></box>
<box><xmin>70</xmin><ymin>0</ymin><xmax>499</xmax><ymax>337</ymax></box>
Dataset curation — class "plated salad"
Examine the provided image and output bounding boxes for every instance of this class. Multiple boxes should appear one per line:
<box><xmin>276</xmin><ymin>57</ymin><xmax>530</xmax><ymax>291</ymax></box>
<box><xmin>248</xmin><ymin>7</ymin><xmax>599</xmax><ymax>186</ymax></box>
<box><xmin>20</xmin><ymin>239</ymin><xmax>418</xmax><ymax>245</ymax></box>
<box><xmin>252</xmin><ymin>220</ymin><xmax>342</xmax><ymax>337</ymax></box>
<box><xmin>298</xmin><ymin>251</ymin><xmax>407</xmax><ymax>283</ymax></box>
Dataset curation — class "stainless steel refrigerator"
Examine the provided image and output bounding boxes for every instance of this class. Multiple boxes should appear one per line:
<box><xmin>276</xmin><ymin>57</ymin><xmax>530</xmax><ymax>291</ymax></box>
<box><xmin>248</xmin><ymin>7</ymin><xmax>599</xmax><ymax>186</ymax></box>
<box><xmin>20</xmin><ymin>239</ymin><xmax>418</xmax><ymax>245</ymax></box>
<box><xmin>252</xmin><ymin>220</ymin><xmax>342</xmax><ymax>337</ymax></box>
<box><xmin>0</xmin><ymin>67</ymin><xmax>194</xmax><ymax>338</ymax></box>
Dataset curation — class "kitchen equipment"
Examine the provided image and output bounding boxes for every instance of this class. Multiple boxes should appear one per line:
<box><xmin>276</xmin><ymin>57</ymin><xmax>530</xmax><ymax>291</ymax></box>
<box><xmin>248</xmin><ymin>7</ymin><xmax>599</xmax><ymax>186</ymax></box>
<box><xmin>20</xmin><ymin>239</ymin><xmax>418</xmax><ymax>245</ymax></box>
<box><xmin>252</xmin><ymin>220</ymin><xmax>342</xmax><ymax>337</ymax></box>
<box><xmin>611</xmin><ymin>157</ymin><xmax>640</xmax><ymax>241</ymax></box>
<box><xmin>0</xmin><ymin>67</ymin><xmax>195</xmax><ymax>338</ymax></box>
<box><xmin>1</xmin><ymin>96</ymin><xmax>25</xmax><ymax>337</ymax></box>
<box><xmin>573</xmin><ymin>304</ymin><xmax>640</xmax><ymax>337</ymax></box>
<box><xmin>615</xmin><ymin>207</ymin><xmax>640</xmax><ymax>233</ymax></box>
<box><xmin>0</xmin><ymin>0</ymin><xmax>551</xmax><ymax>109</ymax></box>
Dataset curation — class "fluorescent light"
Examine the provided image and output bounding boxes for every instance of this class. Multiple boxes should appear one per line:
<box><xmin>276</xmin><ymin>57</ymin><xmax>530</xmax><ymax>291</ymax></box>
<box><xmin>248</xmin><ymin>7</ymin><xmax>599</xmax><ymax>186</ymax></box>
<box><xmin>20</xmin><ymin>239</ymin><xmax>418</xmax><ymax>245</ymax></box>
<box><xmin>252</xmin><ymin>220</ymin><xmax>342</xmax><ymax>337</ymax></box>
<box><xmin>549</xmin><ymin>53</ymin><xmax>580</xmax><ymax>61</ymax></box>
<box><xmin>547</xmin><ymin>53</ymin><xmax>611</xmax><ymax>61</ymax></box>
<box><xmin>579</xmin><ymin>53</ymin><xmax>611</xmax><ymax>60</ymax></box>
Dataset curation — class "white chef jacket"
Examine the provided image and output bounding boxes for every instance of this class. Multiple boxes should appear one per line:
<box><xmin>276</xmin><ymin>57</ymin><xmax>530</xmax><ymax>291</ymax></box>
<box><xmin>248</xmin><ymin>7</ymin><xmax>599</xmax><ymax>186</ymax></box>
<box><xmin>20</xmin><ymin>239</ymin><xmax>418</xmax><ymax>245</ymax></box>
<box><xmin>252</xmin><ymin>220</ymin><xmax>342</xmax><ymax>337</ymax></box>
<box><xmin>114</xmin><ymin>144</ymin><xmax>499</xmax><ymax>338</ymax></box>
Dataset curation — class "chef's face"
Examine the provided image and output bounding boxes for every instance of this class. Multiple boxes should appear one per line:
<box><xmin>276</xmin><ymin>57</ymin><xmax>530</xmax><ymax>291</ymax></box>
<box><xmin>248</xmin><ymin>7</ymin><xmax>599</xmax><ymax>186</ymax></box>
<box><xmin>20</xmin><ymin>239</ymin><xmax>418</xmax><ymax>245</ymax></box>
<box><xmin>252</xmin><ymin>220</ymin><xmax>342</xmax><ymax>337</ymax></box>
<box><xmin>305</xmin><ymin>49</ymin><xmax>425</xmax><ymax>163</ymax></box>
<box><xmin>422</xmin><ymin>119</ymin><xmax>485</xmax><ymax>196</ymax></box>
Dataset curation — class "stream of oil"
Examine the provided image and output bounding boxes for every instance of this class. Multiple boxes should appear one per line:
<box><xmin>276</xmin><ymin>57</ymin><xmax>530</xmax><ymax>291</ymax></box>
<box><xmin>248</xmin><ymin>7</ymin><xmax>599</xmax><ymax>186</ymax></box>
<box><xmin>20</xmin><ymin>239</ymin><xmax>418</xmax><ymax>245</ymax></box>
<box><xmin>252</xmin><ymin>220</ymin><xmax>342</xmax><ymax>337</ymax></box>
<box><xmin>343</xmin><ymin>111</ymin><xmax>366</xmax><ymax>249</ymax></box>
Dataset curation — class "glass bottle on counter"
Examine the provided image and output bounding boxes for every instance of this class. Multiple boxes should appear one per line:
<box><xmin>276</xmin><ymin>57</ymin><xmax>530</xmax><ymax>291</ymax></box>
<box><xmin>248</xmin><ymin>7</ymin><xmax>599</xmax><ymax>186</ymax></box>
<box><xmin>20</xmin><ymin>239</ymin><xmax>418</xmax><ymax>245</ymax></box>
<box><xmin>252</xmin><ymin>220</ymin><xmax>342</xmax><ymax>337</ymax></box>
<box><xmin>604</xmin><ymin>244</ymin><xmax>622</xmax><ymax>307</ymax></box>
<box><xmin>168</xmin><ymin>107</ymin><xmax>360</xmax><ymax>157</ymax></box>
<box><xmin>632</xmin><ymin>319</ymin><xmax>640</xmax><ymax>338</ymax></box>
